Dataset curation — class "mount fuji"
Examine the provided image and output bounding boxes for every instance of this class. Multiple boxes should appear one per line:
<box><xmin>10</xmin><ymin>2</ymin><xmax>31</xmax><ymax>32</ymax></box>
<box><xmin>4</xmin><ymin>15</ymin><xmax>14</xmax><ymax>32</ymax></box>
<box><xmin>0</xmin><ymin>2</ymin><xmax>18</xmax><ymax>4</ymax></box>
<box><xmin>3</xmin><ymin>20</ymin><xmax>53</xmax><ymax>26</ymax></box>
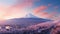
<box><xmin>1</xmin><ymin>14</ymin><xmax>52</xmax><ymax>27</ymax></box>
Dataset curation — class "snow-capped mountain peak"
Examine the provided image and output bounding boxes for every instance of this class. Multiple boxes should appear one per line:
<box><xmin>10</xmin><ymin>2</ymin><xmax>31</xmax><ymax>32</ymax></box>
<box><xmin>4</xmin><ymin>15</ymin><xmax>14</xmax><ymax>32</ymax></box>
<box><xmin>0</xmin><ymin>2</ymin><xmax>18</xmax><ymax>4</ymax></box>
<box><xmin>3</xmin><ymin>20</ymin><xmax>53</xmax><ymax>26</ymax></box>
<box><xmin>24</xmin><ymin>13</ymin><xmax>38</xmax><ymax>18</ymax></box>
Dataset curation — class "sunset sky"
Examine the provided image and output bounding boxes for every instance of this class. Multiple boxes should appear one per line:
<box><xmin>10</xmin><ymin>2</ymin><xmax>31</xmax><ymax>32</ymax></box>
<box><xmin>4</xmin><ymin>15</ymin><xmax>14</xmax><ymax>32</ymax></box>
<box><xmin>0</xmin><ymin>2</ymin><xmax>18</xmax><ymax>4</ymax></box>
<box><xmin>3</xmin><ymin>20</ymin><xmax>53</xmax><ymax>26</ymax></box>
<box><xmin>0</xmin><ymin>0</ymin><xmax>60</xmax><ymax>20</ymax></box>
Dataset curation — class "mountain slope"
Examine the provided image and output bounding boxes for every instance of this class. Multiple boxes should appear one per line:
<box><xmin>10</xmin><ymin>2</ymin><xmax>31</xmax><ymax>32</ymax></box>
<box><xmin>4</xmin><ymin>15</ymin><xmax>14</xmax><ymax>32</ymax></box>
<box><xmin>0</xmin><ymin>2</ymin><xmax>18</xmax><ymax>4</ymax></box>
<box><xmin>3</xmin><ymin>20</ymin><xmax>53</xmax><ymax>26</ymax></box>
<box><xmin>4</xmin><ymin>18</ymin><xmax>51</xmax><ymax>27</ymax></box>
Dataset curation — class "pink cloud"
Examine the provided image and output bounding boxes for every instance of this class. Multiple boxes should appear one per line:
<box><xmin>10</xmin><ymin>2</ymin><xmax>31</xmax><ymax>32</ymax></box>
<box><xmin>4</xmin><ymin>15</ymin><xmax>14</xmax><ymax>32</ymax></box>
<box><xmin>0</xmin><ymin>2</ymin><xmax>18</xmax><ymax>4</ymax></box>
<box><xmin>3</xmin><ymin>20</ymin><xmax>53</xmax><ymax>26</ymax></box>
<box><xmin>40</xmin><ymin>12</ymin><xmax>57</xmax><ymax>19</ymax></box>
<box><xmin>33</xmin><ymin>6</ymin><xmax>57</xmax><ymax>19</ymax></box>
<box><xmin>45</xmin><ymin>12</ymin><xmax>57</xmax><ymax>18</ymax></box>
<box><xmin>1</xmin><ymin>0</ymin><xmax>35</xmax><ymax>19</ymax></box>
<box><xmin>16</xmin><ymin>0</ymin><xmax>34</xmax><ymax>7</ymax></box>
<box><xmin>1</xmin><ymin>0</ymin><xmax>36</xmax><ymax>19</ymax></box>
<box><xmin>6</xmin><ymin>0</ymin><xmax>37</xmax><ymax>16</ymax></box>
<box><xmin>16</xmin><ymin>0</ymin><xmax>40</xmax><ymax>8</ymax></box>
<box><xmin>6</xmin><ymin>0</ymin><xmax>34</xmax><ymax>14</ymax></box>
<box><xmin>33</xmin><ymin>6</ymin><xmax>48</xmax><ymax>14</ymax></box>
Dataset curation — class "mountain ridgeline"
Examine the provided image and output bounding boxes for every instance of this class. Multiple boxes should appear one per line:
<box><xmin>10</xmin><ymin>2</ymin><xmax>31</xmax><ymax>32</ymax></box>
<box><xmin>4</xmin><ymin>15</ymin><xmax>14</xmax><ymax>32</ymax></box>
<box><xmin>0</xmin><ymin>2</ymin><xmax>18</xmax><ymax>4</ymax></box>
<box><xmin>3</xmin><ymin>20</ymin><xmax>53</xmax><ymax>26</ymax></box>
<box><xmin>4</xmin><ymin>18</ymin><xmax>51</xmax><ymax>27</ymax></box>
<box><xmin>0</xmin><ymin>14</ymin><xmax>52</xmax><ymax>27</ymax></box>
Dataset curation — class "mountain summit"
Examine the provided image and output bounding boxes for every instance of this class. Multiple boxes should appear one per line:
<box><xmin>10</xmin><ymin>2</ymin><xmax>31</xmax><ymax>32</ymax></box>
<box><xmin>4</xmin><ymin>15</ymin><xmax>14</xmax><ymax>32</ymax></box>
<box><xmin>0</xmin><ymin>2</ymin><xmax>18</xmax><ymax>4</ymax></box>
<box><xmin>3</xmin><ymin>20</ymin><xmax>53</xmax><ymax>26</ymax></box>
<box><xmin>24</xmin><ymin>13</ymin><xmax>38</xmax><ymax>18</ymax></box>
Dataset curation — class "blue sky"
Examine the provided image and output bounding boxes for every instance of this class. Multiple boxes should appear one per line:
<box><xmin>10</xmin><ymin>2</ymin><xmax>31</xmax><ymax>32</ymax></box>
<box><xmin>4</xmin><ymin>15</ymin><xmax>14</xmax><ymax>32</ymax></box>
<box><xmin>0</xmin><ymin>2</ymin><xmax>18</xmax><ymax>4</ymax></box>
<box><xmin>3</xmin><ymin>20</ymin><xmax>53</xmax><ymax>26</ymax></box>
<box><xmin>34</xmin><ymin>0</ymin><xmax>60</xmax><ymax>12</ymax></box>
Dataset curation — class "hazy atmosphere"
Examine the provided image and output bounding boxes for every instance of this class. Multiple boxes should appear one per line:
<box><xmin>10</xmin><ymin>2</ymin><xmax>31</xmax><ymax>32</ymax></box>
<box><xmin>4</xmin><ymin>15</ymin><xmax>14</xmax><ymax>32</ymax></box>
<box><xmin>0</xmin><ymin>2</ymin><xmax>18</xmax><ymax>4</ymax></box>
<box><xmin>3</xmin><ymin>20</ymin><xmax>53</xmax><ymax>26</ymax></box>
<box><xmin>0</xmin><ymin>0</ymin><xmax>60</xmax><ymax>20</ymax></box>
